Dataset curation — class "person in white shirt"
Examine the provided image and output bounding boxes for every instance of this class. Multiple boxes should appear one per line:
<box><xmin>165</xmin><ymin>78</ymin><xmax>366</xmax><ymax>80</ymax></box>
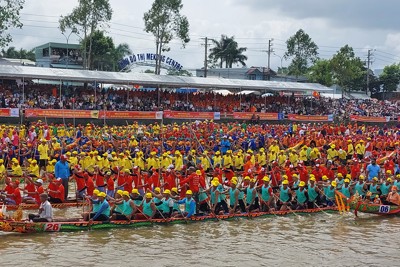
<box><xmin>28</xmin><ymin>193</ymin><xmax>53</xmax><ymax>222</ymax></box>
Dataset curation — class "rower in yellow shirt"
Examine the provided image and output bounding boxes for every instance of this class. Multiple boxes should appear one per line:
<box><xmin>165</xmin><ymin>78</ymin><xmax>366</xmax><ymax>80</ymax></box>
<box><xmin>0</xmin><ymin>159</ymin><xmax>5</xmax><ymax>176</ymax></box>
<box><xmin>223</xmin><ymin>150</ymin><xmax>233</xmax><ymax>169</ymax></box>
<box><xmin>200</xmin><ymin>151</ymin><xmax>211</xmax><ymax>171</ymax></box>
<box><xmin>38</xmin><ymin>139</ymin><xmax>49</xmax><ymax>167</ymax></box>
<box><xmin>347</xmin><ymin>140</ymin><xmax>354</xmax><ymax>158</ymax></box>
<box><xmin>268</xmin><ymin>140</ymin><xmax>280</xmax><ymax>154</ymax></box>
<box><xmin>133</xmin><ymin>151</ymin><xmax>145</xmax><ymax>170</ymax></box>
<box><xmin>233</xmin><ymin>151</ymin><xmax>244</xmax><ymax>171</ymax></box>
<box><xmin>355</xmin><ymin>140</ymin><xmax>365</xmax><ymax>159</ymax></box>
<box><xmin>146</xmin><ymin>152</ymin><xmax>159</xmax><ymax>170</ymax></box>
<box><xmin>289</xmin><ymin>150</ymin><xmax>298</xmax><ymax>166</ymax></box>
<box><xmin>278</xmin><ymin>151</ymin><xmax>287</xmax><ymax>166</ymax></box>
<box><xmin>338</xmin><ymin>149</ymin><xmax>347</xmax><ymax>163</ymax></box>
<box><xmin>299</xmin><ymin>146</ymin><xmax>308</xmax><ymax>162</ymax></box>
<box><xmin>326</xmin><ymin>144</ymin><xmax>338</xmax><ymax>161</ymax></box>
<box><xmin>213</xmin><ymin>151</ymin><xmax>222</xmax><ymax>168</ymax></box>
<box><xmin>29</xmin><ymin>159</ymin><xmax>40</xmax><ymax>177</ymax></box>
<box><xmin>69</xmin><ymin>151</ymin><xmax>79</xmax><ymax>166</ymax></box>
<box><xmin>161</xmin><ymin>153</ymin><xmax>173</xmax><ymax>169</ymax></box>
<box><xmin>309</xmin><ymin>148</ymin><xmax>320</xmax><ymax>161</ymax></box>
<box><xmin>46</xmin><ymin>159</ymin><xmax>56</xmax><ymax>173</ymax></box>
<box><xmin>10</xmin><ymin>158</ymin><xmax>23</xmax><ymax>176</ymax></box>
<box><xmin>174</xmin><ymin>151</ymin><xmax>183</xmax><ymax>171</ymax></box>
<box><xmin>257</xmin><ymin>148</ymin><xmax>267</xmax><ymax>167</ymax></box>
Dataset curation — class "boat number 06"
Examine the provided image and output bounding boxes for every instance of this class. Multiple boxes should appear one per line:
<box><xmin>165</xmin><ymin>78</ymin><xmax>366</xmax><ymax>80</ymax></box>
<box><xmin>378</xmin><ymin>205</ymin><xmax>391</xmax><ymax>213</ymax></box>
<box><xmin>45</xmin><ymin>223</ymin><xmax>61</xmax><ymax>232</ymax></box>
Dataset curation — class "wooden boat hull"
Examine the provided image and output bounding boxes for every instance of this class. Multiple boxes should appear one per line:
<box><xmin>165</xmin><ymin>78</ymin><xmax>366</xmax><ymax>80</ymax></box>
<box><xmin>349</xmin><ymin>201</ymin><xmax>400</xmax><ymax>216</ymax></box>
<box><xmin>0</xmin><ymin>207</ymin><xmax>338</xmax><ymax>233</ymax></box>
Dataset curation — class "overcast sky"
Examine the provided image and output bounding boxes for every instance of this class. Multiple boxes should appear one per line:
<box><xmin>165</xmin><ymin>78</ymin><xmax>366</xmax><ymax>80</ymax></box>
<box><xmin>7</xmin><ymin>0</ymin><xmax>400</xmax><ymax>71</ymax></box>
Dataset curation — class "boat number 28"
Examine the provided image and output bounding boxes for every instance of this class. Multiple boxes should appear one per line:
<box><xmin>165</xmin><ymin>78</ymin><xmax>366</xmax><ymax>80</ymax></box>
<box><xmin>378</xmin><ymin>205</ymin><xmax>391</xmax><ymax>213</ymax></box>
<box><xmin>45</xmin><ymin>223</ymin><xmax>61</xmax><ymax>232</ymax></box>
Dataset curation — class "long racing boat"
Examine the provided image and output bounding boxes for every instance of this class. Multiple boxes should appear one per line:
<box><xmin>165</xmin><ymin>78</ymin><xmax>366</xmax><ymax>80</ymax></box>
<box><xmin>0</xmin><ymin>207</ymin><xmax>338</xmax><ymax>234</ymax></box>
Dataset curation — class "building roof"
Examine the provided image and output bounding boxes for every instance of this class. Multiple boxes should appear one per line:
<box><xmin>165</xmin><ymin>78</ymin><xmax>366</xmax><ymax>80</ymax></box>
<box><xmin>35</xmin><ymin>42</ymin><xmax>81</xmax><ymax>50</ymax></box>
<box><xmin>246</xmin><ymin>67</ymin><xmax>276</xmax><ymax>76</ymax></box>
<box><xmin>0</xmin><ymin>58</ymin><xmax>36</xmax><ymax>66</ymax></box>
<box><xmin>0</xmin><ymin>65</ymin><xmax>333</xmax><ymax>93</ymax></box>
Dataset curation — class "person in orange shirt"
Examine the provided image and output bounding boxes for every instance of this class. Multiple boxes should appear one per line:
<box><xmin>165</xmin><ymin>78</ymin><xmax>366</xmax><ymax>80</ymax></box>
<box><xmin>0</xmin><ymin>181</ymin><xmax>21</xmax><ymax>205</ymax></box>
<box><xmin>387</xmin><ymin>186</ymin><xmax>400</xmax><ymax>206</ymax></box>
<box><xmin>48</xmin><ymin>178</ymin><xmax>65</xmax><ymax>203</ymax></box>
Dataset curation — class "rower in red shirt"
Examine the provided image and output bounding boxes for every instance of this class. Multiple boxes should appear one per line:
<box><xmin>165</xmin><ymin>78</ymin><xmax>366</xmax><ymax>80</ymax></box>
<box><xmin>71</xmin><ymin>169</ymin><xmax>87</xmax><ymax>199</ymax></box>
<box><xmin>0</xmin><ymin>181</ymin><xmax>21</xmax><ymax>205</ymax></box>
<box><xmin>312</xmin><ymin>164</ymin><xmax>323</xmax><ymax>181</ymax></box>
<box><xmin>48</xmin><ymin>178</ymin><xmax>65</xmax><ymax>203</ymax></box>
<box><xmin>23</xmin><ymin>178</ymin><xmax>44</xmax><ymax>204</ymax></box>
<box><xmin>85</xmin><ymin>173</ymin><xmax>95</xmax><ymax>197</ymax></box>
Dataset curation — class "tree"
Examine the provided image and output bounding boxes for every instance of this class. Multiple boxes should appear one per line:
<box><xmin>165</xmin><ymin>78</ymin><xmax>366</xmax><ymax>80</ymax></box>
<box><xmin>143</xmin><ymin>0</ymin><xmax>190</xmax><ymax>75</ymax></box>
<box><xmin>0</xmin><ymin>0</ymin><xmax>24</xmax><ymax>48</ymax></box>
<box><xmin>330</xmin><ymin>45</ymin><xmax>365</xmax><ymax>94</ymax></box>
<box><xmin>284</xmin><ymin>29</ymin><xmax>319</xmax><ymax>77</ymax></box>
<box><xmin>208</xmin><ymin>35</ymin><xmax>247</xmax><ymax>68</ymax></box>
<box><xmin>59</xmin><ymin>0</ymin><xmax>113</xmax><ymax>70</ymax></box>
<box><xmin>380</xmin><ymin>64</ymin><xmax>400</xmax><ymax>92</ymax></box>
<box><xmin>144</xmin><ymin>69</ymin><xmax>155</xmax><ymax>74</ymax></box>
<box><xmin>81</xmin><ymin>31</ymin><xmax>131</xmax><ymax>71</ymax></box>
<box><xmin>166</xmin><ymin>69</ymin><xmax>192</xmax><ymax>76</ymax></box>
<box><xmin>1</xmin><ymin>47</ymin><xmax>35</xmax><ymax>61</ymax></box>
<box><xmin>83</xmin><ymin>30</ymin><xmax>114</xmax><ymax>70</ymax></box>
<box><xmin>306</xmin><ymin>59</ymin><xmax>333</xmax><ymax>87</ymax></box>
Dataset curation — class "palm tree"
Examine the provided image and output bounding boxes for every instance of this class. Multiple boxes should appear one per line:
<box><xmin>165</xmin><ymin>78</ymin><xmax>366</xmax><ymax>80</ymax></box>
<box><xmin>208</xmin><ymin>35</ymin><xmax>247</xmax><ymax>68</ymax></box>
<box><xmin>112</xmin><ymin>43</ymin><xmax>132</xmax><ymax>71</ymax></box>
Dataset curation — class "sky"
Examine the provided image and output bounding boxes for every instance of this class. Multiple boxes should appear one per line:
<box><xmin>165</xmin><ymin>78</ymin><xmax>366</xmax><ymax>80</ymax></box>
<box><xmin>6</xmin><ymin>0</ymin><xmax>400</xmax><ymax>72</ymax></box>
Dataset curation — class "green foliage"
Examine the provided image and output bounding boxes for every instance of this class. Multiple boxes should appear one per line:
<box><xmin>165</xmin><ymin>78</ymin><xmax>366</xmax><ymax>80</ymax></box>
<box><xmin>330</xmin><ymin>45</ymin><xmax>365</xmax><ymax>91</ymax></box>
<box><xmin>59</xmin><ymin>0</ymin><xmax>113</xmax><ymax>69</ymax></box>
<box><xmin>380</xmin><ymin>63</ymin><xmax>400</xmax><ymax>92</ymax></box>
<box><xmin>0</xmin><ymin>47</ymin><xmax>35</xmax><ymax>61</ymax></box>
<box><xmin>166</xmin><ymin>69</ymin><xmax>192</xmax><ymax>76</ymax></box>
<box><xmin>143</xmin><ymin>0</ymin><xmax>190</xmax><ymax>74</ymax></box>
<box><xmin>144</xmin><ymin>69</ymin><xmax>155</xmax><ymax>74</ymax></box>
<box><xmin>284</xmin><ymin>29</ymin><xmax>319</xmax><ymax>77</ymax></box>
<box><xmin>306</xmin><ymin>59</ymin><xmax>333</xmax><ymax>87</ymax></box>
<box><xmin>208</xmin><ymin>35</ymin><xmax>247</xmax><ymax>68</ymax></box>
<box><xmin>81</xmin><ymin>31</ymin><xmax>131</xmax><ymax>71</ymax></box>
<box><xmin>0</xmin><ymin>0</ymin><xmax>24</xmax><ymax>48</ymax></box>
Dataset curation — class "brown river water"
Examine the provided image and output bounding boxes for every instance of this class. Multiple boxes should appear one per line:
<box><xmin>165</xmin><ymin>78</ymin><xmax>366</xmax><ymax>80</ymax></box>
<box><xmin>0</xmin><ymin>206</ymin><xmax>399</xmax><ymax>267</ymax></box>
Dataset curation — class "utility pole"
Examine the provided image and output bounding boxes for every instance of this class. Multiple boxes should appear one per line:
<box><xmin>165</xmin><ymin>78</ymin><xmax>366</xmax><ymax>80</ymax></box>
<box><xmin>366</xmin><ymin>49</ymin><xmax>374</xmax><ymax>96</ymax></box>
<box><xmin>202</xmin><ymin>37</ymin><xmax>208</xmax><ymax>77</ymax></box>
<box><xmin>267</xmin><ymin>39</ymin><xmax>274</xmax><ymax>80</ymax></box>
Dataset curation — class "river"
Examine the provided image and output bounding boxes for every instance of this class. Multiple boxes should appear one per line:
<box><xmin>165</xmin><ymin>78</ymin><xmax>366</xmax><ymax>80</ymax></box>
<box><xmin>0</xmin><ymin>207</ymin><xmax>399</xmax><ymax>267</ymax></box>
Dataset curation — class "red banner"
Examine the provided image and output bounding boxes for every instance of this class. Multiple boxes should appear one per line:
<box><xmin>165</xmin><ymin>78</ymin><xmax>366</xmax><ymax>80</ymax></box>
<box><xmin>232</xmin><ymin>112</ymin><xmax>279</xmax><ymax>120</ymax></box>
<box><xmin>163</xmin><ymin>111</ymin><xmax>216</xmax><ymax>120</ymax></box>
<box><xmin>99</xmin><ymin>111</ymin><xmax>158</xmax><ymax>120</ymax></box>
<box><xmin>0</xmin><ymin>108</ymin><xmax>10</xmax><ymax>117</ymax></box>
<box><xmin>288</xmin><ymin>114</ymin><xmax>333</xmax><ymax>122</ymax></box>
<box><xmin>351</xmin><ymin>115</ymin><xmax>390</xmax><ymax>123</ymax></box>
<box><xmin>25</xmin><ymin>109</ymin><xmax>99</xmax><ymax>119</ymax></box>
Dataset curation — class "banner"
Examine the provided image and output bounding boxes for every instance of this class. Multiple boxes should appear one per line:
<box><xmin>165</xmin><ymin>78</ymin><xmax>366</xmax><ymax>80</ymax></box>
<box><xmin>287</xmin><ymin>114</ymin><xmax>334</xmax><ymax>122</ymax></box>
<box><xmin>99</xmin><ymin>111</ymin><xmax>158</xmax><ymax>120</ymax></box>
<box><xmin>0</xmin><ymin>108</ymin><xmax>11</xmax><ymax>117</ymax></box>
<box><xmin>232</xmin><ymin>112</ymin><xmax>280</xmax><ymax>120</ymax></box>
<box><xmin>351</xmin><ymin>115</ymin><xmax>390</xmax><ymax>123</ymax></box>
<box><xmin>163</xmin><ymin>111</ymin><xmax>218</xmax><ymax>120</ymax></box>
<box><xmin>10</xmin><ymin>108</ymin><xmax>19</xmax><ymax>117</ymax></box>
<box><xmin>25</xmin><ymin>109</ymin><xmax>99</xmax><ymax>119</ymax></box>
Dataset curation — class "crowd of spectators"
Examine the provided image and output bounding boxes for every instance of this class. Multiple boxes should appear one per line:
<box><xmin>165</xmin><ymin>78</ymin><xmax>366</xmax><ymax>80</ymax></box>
<box><xmin>0</xmin><ymin>83</ymin><xmax>399</xmax><ymax>119</ymax></box>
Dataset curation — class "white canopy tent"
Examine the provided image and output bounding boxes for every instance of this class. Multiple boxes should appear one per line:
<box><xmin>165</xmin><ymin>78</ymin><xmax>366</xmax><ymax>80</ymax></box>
<box><xmin>0</xmin><ymin>65</ymin><xmax>334</xmax><ymax>94</ymax></box>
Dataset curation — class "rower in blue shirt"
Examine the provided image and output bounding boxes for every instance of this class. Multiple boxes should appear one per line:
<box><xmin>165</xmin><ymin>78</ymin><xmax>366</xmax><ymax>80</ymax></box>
<box><xmin>177</xmin><ymin>190</ymin><xmax>196</xmax><ymax>218</ymax></box>
<box><xmin>88</xmin><ymin>192</ymin><xmax>110</xmax><ymax>222</ymax></box>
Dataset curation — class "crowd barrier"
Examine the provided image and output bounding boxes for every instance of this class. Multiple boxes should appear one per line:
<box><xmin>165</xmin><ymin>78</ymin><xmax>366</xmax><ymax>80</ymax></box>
<box><xmin>0</xmin><ymin>108</ymin><xmax>396</xmax><ymax>123</ymax></box>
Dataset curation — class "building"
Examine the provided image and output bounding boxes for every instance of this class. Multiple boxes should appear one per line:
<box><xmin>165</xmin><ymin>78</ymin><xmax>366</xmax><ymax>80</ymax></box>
<box><xmin>195</xmin><ymin>66</ymin><xmax>307</xmax><ymax>82</ymax></box>
<box><xmin>0</xmin><ymin>58</ymin><xmax>36</xmax><ymax>67</ymax></box>
<box><xmin>35</xmin><ymin>42</ymin><xmax>83</xmax><ymax>69</ymax></box>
